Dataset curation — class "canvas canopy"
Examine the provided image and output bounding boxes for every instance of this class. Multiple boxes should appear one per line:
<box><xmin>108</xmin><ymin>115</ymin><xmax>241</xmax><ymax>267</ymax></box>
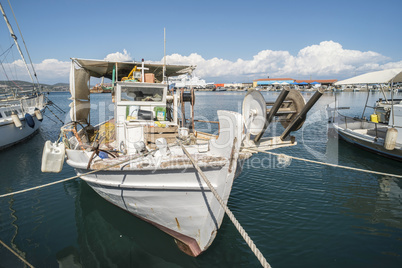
<box><xmin>69</xmin><ymin>62</ymin><xmax>90</xmax><ymax>123</ymax></box>
<box><xmin>68</xmin><ymin>58</ymin><xmax>194</xmax><ymax>124</ymax></box>
<box><xmin>72</xmin><ymin>58</ymin><xmax>195</xmax><ymax>82</ymax></box>
<box><xmin>335</xmin><ymin>68</ymin><xmax>402</xmax><ymax>85</ymax></box>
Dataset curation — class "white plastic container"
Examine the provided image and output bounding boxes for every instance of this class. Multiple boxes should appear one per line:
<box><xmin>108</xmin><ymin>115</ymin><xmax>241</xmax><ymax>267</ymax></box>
<box><xmin>41</xmin><ymin>141</ymin><xmax>66</xmax><ymax>173</ymax></box>
<box><xmin>179</xmin><ymin>127</ymin><xmax>189</xmax><ymax>139</ymax></box>
<box><xmin>155</xmin><ymin>138</ymin><xmax>169</xmax><ymax>156</ymax></box>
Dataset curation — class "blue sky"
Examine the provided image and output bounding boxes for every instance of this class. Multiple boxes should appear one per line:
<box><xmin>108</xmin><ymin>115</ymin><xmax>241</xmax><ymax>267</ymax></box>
<box><xmin>0</xmin><ymin>0</ymin><xmax>401</xmax><ymax>84</ymax></box>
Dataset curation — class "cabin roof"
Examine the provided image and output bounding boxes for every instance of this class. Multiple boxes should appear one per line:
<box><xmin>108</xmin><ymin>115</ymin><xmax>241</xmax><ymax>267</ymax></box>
<box><xmin>335</xmin><ymin>68</ymin><xmax>402</xmax><ymax>85</ymax></box>
<box><xmin>72</xmin><ymin>58</ymin><xmax>195</xmax><ymax>82</ymax></box>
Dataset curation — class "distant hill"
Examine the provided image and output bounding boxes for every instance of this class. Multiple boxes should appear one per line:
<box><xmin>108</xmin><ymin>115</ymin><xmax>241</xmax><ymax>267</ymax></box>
<box><xmin>0</xmin><ymin>80</ymin><xmax>69</xmax><ymax>92</ymax></box>
<box><xmin>52</xmin><ymin>83</ymin><xmax>69</xmax><ymax>87</ymax></box>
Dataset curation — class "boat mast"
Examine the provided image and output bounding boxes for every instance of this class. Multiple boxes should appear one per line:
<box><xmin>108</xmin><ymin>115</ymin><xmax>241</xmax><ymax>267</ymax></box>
<box><xmin>163</xmin><ymin>27</ymin><xmax>167</xmax><ymax>84</ymax></box>
<box><xmin>0</xmin><ymin>2</ymin><xmax>36</xmax><ymax>89</ymax></box>
<box><xmin>390</xmin><ymin>79</ymin><xmax>395</xmax><ymax>127</ymax></box>
<box><xmin>6</xmin><ymin>0</ymin><xmax>40</xmax><ymax>89</ymax></box>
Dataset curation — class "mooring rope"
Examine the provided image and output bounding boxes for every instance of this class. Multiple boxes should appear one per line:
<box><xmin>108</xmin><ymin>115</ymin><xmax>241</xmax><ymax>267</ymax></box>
<box><xmin>0</xmin><ymin>239</ymin><xmax>34</xmax><ymax>268</ymax></box>
<box><xmin>242</xmin><ymin>147</ymin><xmax>402</xmax><ymax>179</ymax></box>
<box><xmin>0</xmin><ymin>150</ymin><xmax>156</xmax><ymax>199</ymax></box>
<box><xmin>180</xmin><ymin>143</ymin><xmax>271</xmax><ymax>268</ymax></box>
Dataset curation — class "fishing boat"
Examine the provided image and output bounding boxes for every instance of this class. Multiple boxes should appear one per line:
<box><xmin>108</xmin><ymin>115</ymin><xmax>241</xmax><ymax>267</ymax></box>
<box><xmin>215</xmin><ymin>86</ymin><xmax>227</xmax><ymax>91</ymax></box>
<box><xmin>328</xmin><ymin>68</ymin><xmax>402</xmax><ymax>161</ymax></box>
<box><xmin>42</xmin><ymin>57</ymin><xmax>323</xmax><ymax>256</ymax></box>
<box><xmin>0</xmin><ymin>2</ymin><xmax>47</xmax><ymax>150</ymax></box>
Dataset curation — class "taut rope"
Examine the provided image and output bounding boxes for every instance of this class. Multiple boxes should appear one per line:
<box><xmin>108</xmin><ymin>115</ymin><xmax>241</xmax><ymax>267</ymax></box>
<box><xmin>180</xmin><ymin>143</ymin><xmax>271</xmax><ymax>268</ymax></box>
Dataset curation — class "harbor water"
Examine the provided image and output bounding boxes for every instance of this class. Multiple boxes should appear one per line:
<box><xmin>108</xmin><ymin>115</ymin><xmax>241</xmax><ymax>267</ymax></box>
<box><xmin>0</xmin><ymin>91</ymin><xmax>401</xmax><ymax>267</ymax></box>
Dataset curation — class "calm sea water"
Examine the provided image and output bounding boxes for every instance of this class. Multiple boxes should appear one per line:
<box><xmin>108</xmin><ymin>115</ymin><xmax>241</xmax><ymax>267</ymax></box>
<box><xmin>0</xmin><ymin>91</ymin><xmax>401</xmax><ymax>267</ymax></box>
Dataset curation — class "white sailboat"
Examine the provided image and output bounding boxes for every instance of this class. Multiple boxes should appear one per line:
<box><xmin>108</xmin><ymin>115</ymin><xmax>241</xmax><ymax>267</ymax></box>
<box><xmin>0</xmin><ymin>1</ymin><xmax>47</xmax><ymax>150</ymax></box>
<box><xmin>328</xmin><ymin>68</ymin><xmax>402</xmax><ymax>161</ymax></box>
<box><xmin>42</xmin><ymin>57</ymin><xmax>323</xmax><ymax>256</ymax></box>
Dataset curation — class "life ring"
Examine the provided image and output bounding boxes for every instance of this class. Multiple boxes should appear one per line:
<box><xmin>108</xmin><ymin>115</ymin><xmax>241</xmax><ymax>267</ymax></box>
<box><xmin>25</xmin><ymin>113</ymin><xmax>35</xmax><ymax>128</ymax></box>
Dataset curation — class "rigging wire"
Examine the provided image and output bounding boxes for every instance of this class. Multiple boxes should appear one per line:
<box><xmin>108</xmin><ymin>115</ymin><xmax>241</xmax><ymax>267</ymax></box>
<box><xmin>6</xmin><ymin>0</ymin><xmax>40</xmax><ymax>88</ymax></box>
<box><xmin>0</xmin><ymin>47</ymin><xmax>24</xmax><ymax>92</ymax></box>
<box><xmin>0</xmin><ymin>2</ymin><xmax>35</xmax><ymax>87</ymax></box>
<box><xmin>0</xmin><ymin>43</ymin><xmax>14</xmax><ymax>59</ymax></box>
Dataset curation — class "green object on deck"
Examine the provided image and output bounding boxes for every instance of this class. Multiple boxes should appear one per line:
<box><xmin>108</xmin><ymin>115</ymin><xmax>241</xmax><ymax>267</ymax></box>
<box><xmin>154</xmin><ymin>107</ymin><xmax>166</xmax><ymax>121</ymax></box>
<box><xmin>112</xmin><ymin>65</ymin><xmax>116</xmax><ymax>92</ymax></box>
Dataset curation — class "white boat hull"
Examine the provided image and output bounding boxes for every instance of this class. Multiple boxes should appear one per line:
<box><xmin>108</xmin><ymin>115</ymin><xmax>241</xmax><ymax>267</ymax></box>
<box><xmin>0</xmin><ymin>115</ymin><xmax>42</xmax><ymax>150</ymax></box>
<box><xmin>64</xmin><ymin>110</ymin><xmax>245</xmax><ymax>256</ymax></box>
<box><xmin>0</xmin><ymin>94</ymin><xmax>46</xmax><ymax>150</ymax></box>
<box><xmin>330</xmin><ymin>114</ymin><xmax>402</xmax><ymax>161</ymax></box>
<box><xmin>66</xmin><ymin>151</ymin><xmax>242</xmax><ymax>256</ymax></box>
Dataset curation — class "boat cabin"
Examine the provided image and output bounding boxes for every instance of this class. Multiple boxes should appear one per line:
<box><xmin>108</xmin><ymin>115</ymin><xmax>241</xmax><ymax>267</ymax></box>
<box><xmin>66</xmin><ymin>58</ymin><xmax>195</xmax><ymax>154</ymax></box>
<box><xmin>114</xmin><ymin>81</ymin><xmax>176</xmax><ymax>154</ymax></box>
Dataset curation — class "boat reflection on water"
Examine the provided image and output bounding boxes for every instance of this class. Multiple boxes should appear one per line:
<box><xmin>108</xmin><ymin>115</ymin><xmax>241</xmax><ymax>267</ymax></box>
<box><xmin>372</xmin><ymin>176</ymin><xmax>402</xmax><ymax>229</ymax></box>
<box><xmin>326</xmin><ymin>127</ymin><xmax>402</xmax><ymax>240</ymax></box>
<box><xmin>339</xmin><ymin>174</ymin><xmax>402</xmax><ymax>248</ymax></box>
<box><xmin>56</xmin><ymin>181</ymin><xmax>197</xmax><ymax>267</ymax></box>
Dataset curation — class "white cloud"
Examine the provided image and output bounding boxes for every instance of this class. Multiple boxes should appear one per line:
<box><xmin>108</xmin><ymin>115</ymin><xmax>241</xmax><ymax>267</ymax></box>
<box><xmin>2</xmin><ymin>42</ymin><xmax>401</xmax><ymax>84</ymax></box>
<box><xmin>162</xmin><ymin>41</ymin><xmax>399</xmax><ymax>82</ymax></box>
<box><xmin>0</xmin><ymin>58</ymin><xmax>70</xmax><ymax>84</ymax></box>
<box><xmin>104</xmin><ymin>49</ymin><xmax>132</xmax><ymax>62</ymax></box>
<box><xmin>35</xmin><ymin>59</ymin><xmax>70</xmax><ymax>81</ymax></box>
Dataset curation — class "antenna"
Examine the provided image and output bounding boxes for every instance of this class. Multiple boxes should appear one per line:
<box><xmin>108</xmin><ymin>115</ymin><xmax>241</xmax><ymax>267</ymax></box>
<box><xmin>163</xmin><ymin>28</ymin><xmax>167</xmax><ymax>83</ymax></box>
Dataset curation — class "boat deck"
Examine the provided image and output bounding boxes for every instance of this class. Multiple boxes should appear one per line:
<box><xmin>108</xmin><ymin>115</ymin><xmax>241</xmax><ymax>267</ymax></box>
<box><xmin>351</xmin><ymin>127</ymin><xmax>388</xmax><ymax>139</ymax></box>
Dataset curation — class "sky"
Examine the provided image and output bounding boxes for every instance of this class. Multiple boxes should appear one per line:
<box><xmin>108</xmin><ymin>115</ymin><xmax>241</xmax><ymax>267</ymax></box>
<box><xmin>0</xmin><ymin>0</ymin><xmax>401</xmax><ymax>85</ymax></box>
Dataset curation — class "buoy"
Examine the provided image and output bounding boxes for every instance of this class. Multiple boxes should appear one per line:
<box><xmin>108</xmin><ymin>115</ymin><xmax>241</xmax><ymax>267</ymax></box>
<box><xmin>11</xmin><ymin>112</ymin><xmax>22</xmax><ymax>128</ymax></box>
<box><xmin>384</xmin><ymin>127</ymin><xmax>398</xmax><ymax>150</ymax></box>
<box><xmin>25</xmin><ymin>113</ymin><xmax>35</xmax><ymax>128</ymax></box>
<box><xmin>34</xmin><ymin>108</ymin><xmax>43</xmax><ymax>121</ymax></box>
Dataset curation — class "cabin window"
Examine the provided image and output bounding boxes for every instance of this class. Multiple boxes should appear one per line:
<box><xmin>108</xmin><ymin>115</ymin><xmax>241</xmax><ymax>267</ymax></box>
<box><xmin>4</xmin><ymin>110</ymin><xmax>19</xmax><ymax>117</ymax></box>
<box><xmin>121</xmin><ymin>86</ymin><xmax>163</xmax><ymax>102</ymax></box>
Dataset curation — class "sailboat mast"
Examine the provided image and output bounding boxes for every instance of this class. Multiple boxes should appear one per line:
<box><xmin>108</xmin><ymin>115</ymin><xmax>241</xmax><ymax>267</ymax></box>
<box><xmin>6</xmin><ymin>0</ymin><xmax>40</xmax><ymax>88</ymax></box>
<box><xmin>0</xmin><ymin>2</ymin><xmax>36</xmax><ymax>88</ymax></box>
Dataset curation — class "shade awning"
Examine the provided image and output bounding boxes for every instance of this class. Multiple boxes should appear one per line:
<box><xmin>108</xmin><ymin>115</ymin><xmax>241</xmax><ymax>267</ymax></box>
<box><xmin>72</xmin><ymin>58</ymin><xmax>195</xmax><ymax>82</ymax></box>
<box><xmin>335</xmin><ymin>68</ymin><xmax>402</xmax><ymax>85</ymax></box>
